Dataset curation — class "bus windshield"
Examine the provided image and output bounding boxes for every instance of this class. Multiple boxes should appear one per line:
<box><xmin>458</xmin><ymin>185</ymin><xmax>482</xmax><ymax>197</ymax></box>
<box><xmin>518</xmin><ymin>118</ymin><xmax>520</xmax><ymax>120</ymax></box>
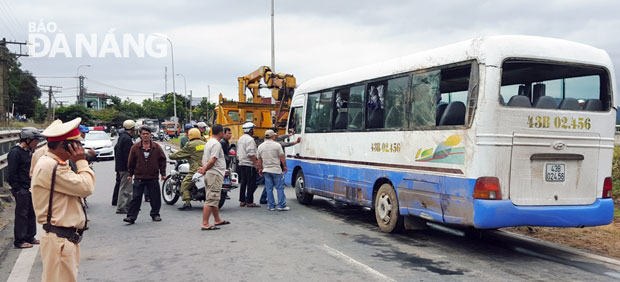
<box><xmin>500</xmin><ymin>60</ymin><xmax>610</xmax><ymax>111</ymax></box>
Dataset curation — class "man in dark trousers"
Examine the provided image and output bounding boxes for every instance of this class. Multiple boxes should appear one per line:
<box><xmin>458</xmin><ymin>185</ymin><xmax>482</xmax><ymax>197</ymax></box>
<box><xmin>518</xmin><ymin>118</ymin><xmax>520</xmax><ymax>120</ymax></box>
<box><xmin>124</xmin><ymin>126</ymin><xmax>167</xmax><ymax>224</ymax></box>
<box><xmin>8</xmin><ymin>127</ymin><xmax>43</xmax><ymax>248</ymax></box>
<box><xmin>115</xmin><ymin>120</ymin><xmax>136</xmax><ymax>214</ymax></box>
<box><xmin>111</xmin><ymin>128</ymin><xmax>125</xmax><ymax>206</ymax></box>
<box><xmin>220</xmin><ymin>127</ymin><xmax>232</xmax><ymax>168</ymax></box>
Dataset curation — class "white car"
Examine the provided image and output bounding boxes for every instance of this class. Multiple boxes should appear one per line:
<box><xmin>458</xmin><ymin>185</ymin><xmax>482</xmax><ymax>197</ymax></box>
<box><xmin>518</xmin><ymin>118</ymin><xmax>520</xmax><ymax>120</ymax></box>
<box><xmin>83</xmin><ymin>131</ymin><xmax>114</xmax><ymax>160</ymax></box>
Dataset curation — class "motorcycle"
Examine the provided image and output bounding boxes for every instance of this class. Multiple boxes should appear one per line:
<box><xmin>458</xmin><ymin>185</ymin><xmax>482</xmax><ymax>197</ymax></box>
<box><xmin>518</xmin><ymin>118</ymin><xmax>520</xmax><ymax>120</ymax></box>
<box><xmin>162</xmin><ymin>148</ymin><xmax>238</xmax><ymax>209</ymax></box>
<box><xmin>159</xmin><ymin>130</ymin><xmax>170</xmax><ymax>142</ymax></box>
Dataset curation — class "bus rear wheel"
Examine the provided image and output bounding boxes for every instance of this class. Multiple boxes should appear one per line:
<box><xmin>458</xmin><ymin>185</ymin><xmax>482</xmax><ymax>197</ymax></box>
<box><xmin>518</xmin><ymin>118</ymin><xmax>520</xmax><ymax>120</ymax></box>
<box><xmin>295</xmin><ymin>170</ymin><xmax>313</xmax><ymax>205</ymax></box>
<box><xmin>374</xmin><ymin>183</ymin><xmax>404</xmax><ymax>233</ymax></box>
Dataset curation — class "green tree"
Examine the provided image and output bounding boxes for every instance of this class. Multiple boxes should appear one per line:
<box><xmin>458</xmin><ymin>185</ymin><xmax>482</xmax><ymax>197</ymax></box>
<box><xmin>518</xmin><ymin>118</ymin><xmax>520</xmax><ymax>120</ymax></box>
<box><xmin>55</xmin><ymin>104</ymin><xmax>93</xmax><ymax>124</ymax></box>
<box><xmin>142</xmin><ymin>99</ymin><xmax>167</xmax><ymax>121</ymax></box>
<box><xmin>92</xmin><ymin>108</ymin><xmax>119</xmax><ymax>125</ymax></box>
<box><xmin>117</xmin><ymin>99</ymin><xmax>144</xmax><ymax>119</ymax></box>
<box><xmin>33</xmin><ymin>99</ymin><xmax>47</xmax><ymax>123</ymax></box>
<box><xmin>161</xmin><ymin>93</ymin><xmax>187</xmax><ymax>123</ymax></box>
<box><xmin>193</xmin><ymin>98</ymin><xmax>216</xmax><ymax>124</ymax></box>
<box><xmin>6</xmin><ymin>54</ymin><xmax>42</xmax><ymax>118</ymax></box>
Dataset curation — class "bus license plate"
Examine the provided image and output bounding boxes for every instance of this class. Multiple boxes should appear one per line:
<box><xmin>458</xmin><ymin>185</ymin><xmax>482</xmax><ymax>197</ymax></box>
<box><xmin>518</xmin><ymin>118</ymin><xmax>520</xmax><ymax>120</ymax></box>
<box><xmin>545</xmin><ymin>163</ymin><xmax>565</xmax><ymax>182</ymax></box>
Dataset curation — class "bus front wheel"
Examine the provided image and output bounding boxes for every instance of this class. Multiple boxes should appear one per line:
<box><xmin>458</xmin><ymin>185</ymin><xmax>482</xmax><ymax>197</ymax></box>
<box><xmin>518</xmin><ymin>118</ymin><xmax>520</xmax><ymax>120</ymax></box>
<box><xmin>295</xmin><ymin>170</ymin><xmax>313</xmax><ymax>205</ymax></box>
<box><xmin>374</xmin><ymin>184</ymin><xmax>404</xmax><ymax>233</ymax></box>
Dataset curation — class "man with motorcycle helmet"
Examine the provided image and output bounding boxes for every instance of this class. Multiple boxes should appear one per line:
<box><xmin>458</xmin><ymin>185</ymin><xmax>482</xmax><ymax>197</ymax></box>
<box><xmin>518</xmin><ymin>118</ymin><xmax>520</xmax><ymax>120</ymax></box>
<box><xmin>168</xmin><ymin>128</ymin><xmax>206</xmax><ymax>210</ymax></box>
<box><xmin>8</xmin><ymin>127</ymin><xmax>44</xmax><ymax>248</ymax></box>
<box><xmin>195</xmin><ymin>122</ymin><xmax>209</xmax><ymax>141</ymax></box>
<box><xmin>179</xmin><ymin>124</ymin><xmax>193</xmax><ymax>149</ymax></box>
<box><xmin>237</xmin><ymin>122</ymin><xmax>260</xmax><ymax>207</ymax></box>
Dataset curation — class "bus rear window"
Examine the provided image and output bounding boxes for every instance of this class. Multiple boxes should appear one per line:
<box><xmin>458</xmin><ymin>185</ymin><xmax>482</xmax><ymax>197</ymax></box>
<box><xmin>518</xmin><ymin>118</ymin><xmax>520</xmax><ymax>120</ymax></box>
<box><xmin>500</xmin><ymin>60</ymin><xmax>610</xmax><ymax>111</ymax></box>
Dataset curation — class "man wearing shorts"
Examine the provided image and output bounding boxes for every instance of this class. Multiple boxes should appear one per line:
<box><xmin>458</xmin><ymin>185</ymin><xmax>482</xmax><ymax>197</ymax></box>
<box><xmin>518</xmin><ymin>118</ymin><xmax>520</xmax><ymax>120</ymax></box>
<box><xmin>199</xmin><ymin>124</ymin><xmax>229</xmax><ymax>230</ymax></box>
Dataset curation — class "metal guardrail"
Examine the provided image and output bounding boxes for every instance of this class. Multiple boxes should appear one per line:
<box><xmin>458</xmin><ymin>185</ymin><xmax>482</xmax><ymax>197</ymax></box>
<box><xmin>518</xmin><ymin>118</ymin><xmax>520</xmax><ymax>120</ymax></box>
<box><xmin>0</xmin><ymin>130</ymin><xmax>22</xmax><ymax>171</ymax></box>
<box><xmin>0</xmin><ymin>130</ymin><xmax>47</xmax><ymax>187</ymax></box>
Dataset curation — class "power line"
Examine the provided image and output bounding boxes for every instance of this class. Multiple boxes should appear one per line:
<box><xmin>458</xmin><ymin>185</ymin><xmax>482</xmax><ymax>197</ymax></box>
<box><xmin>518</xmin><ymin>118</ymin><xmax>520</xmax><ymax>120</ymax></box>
<box><xmin>87</xmin><ymin>78</ymin><xmax>165</xmax><ymax>95</ymax></box>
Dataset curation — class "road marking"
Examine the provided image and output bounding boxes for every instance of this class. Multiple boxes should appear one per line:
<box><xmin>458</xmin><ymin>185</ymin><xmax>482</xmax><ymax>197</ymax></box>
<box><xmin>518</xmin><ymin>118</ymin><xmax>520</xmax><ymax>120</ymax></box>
<box><xmin>7</xmin><ymin>245</ymin><xmax>39</xmax><ymax>282</ymax></box>
<box><xmin>320</xmin><ymin>244</ymin><xmax>397</xmax><ymax>282</ymax></box>
<box><xmin>7</xmin><ymin>224</ymin><xmax>43</xmax><ymax>282</ymax></box>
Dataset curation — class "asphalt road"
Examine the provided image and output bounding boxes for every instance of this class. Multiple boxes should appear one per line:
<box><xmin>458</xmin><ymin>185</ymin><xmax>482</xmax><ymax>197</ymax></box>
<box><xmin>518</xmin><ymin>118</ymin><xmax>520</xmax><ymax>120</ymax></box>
<box><xmin>2</xmin><ymin>149</ymin><xmax>620</xmax><ymax>281</ymax></box>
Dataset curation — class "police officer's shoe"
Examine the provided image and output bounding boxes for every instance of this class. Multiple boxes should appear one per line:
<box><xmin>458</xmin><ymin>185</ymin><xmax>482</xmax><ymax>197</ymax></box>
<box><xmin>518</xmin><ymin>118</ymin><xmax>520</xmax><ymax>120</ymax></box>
<box><xmin>177</xmin><ymin>204</ymin><xmax>192</xmax><ymax>211</ymax></box>
<box><xmin>152</xmin><ymin>216</ymin><xmax>162</xmax><ymax>222</ymax></box>
<box><xmin>123</xmin><ymin>217</ymin><xmax>135</xmax><ymax>224</ymax></box>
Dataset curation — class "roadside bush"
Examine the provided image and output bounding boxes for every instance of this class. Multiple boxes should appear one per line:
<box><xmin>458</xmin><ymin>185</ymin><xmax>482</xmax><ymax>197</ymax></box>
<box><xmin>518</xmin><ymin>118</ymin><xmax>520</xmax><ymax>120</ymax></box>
<box><xmin>612</xmin><ymin>146</ymin><xmax>620</xmax><ymax>200</ymax></box>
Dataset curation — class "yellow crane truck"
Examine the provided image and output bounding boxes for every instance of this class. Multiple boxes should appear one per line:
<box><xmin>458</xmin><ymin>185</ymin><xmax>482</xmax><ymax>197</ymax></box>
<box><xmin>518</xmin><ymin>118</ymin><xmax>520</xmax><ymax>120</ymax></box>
<box><xmin>213</xmin><ymin>66</ymin><xmax>296</xmax><ymax>147</ymax></box>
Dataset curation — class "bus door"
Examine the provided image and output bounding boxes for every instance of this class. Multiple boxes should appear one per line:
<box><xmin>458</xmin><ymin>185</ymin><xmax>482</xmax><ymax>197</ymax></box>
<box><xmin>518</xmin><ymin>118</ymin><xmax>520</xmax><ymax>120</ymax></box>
<box><xmin>285</xmin><ymin>97</ymin><xmax>304</xmax><ymax>158</ymax></box>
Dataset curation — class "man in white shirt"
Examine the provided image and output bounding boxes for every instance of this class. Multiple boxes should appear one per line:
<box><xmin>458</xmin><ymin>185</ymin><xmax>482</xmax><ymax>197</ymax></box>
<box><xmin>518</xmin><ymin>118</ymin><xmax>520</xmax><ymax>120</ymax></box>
<box><xmin>257</xmin><ymin>129</ymin><xmax>289</xmax><ymax>211</ymax></box>
<box><xmin>198</xmin><ymin>124</ymin><xmax>230</xmax><ymax>230</ymax></box>
<box><xmin>236</xmin><ymin>122</ymin><xmax>260</xmax><ymax>207</ymax></box>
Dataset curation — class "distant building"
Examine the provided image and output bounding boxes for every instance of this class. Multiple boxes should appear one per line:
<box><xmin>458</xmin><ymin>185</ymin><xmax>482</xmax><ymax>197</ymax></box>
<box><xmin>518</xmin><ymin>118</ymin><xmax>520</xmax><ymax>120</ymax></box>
<box><xmin>84</xmin><ymin>93</ymin><xmax>111</xmax><ymax>110</ymax></box>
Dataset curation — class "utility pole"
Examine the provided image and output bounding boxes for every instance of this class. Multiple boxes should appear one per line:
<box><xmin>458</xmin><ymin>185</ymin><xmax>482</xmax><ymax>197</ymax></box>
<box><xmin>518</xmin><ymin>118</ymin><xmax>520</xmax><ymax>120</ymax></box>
<box><xmin>208</xmin><ymin>85</ymin><xmax>211</xmax><ymax>104</ymax></box>
<box><xmin>164</xmin><ymin>66</ymin><xmax>168</xmax><ymax>95</ymax></box>
<box><xmin>78</xmin><ymin>75</ymin><xmax>85</xmax><ymax>106</ymax></box>
<box><xmin>189</xmin><ymin>90</ymin><xmax>192</xmax><ymax>122</ymax></box>
<box><xmin>271</xmin><ymin>0</ymin><xmax>275</xmax><ymax>72</ymax></box>
<box><xmin>40</xmin><ymin>85</ymin><xmax>62</xmax><ymax>121</ymax></box>
<box><xmin>0</xmin><ymin>38</ymin><xmax>28</xmax><ymax>127</ymax></box>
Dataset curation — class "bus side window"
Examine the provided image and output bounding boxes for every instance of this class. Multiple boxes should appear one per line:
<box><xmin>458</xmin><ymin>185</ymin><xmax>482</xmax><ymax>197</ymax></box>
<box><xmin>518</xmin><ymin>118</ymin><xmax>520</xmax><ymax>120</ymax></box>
<box><xmin>411</xmin><ymin>70</ymin><xmax>441</xmax><ymax>127</ymax></box>
<box><xmin>385</xmin><ymin>76</ymin><xmax>408</xmax><ymax>129</ymax></box>
<box><xmin>347</xmin><ymin>85</ymin><xmax>365</xmax><ymax>130</ymax></box>
<box><xmin>333</xmin><ymin>88</ymin><xmax>349</xmax><ymax>130</ymax></box>
<box><xmin>366</xmin><ymin>82</ymin><xmax>386</xmax><ymax>129</ymax></box>
<box><xmin>305</xmin><ymin>91</ymin><xmax>332</xmax><ymax>132</ymax></box>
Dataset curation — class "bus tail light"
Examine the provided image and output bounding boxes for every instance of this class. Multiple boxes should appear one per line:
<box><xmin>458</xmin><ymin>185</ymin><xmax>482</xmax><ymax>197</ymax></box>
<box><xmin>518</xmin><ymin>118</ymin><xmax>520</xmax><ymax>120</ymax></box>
<box><xmin>602</xmin><ymin>177</ymin><xmax>612</xmax><ymax>199</ymax></box>
<box><xmin>473</xmin><ymin>177</ymin><xmax>502</xmax><ymax>200</ymax></box>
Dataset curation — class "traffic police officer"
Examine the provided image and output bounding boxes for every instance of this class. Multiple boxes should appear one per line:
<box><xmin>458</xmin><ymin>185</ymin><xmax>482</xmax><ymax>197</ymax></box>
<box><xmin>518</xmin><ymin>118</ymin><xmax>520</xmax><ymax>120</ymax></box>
<box><xmin>8</xmin><ymin>127</ymin><xmax>44</xmax><ymax>248</ymax></box>
<box><xmin>169</xmin><ymin>128</ymin><xmax>206</xmax><ymax>210</ymax></box>
<box><xmin>31</xmin><ymin>117</ymin><xmax>95</xmax><ymax>282</ymax></box>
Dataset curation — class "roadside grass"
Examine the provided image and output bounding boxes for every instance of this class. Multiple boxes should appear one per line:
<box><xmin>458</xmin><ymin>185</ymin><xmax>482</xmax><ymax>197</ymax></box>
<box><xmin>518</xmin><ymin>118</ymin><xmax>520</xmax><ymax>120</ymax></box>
<box><xmin>169</xmin><ymin>137</ymin><xmax>180</xmax><ymax>146</ymax></box>
<box><xmin>7</xmin><ymin>121</ymin><xmax>51</xmax><ymax>129</ymax></box>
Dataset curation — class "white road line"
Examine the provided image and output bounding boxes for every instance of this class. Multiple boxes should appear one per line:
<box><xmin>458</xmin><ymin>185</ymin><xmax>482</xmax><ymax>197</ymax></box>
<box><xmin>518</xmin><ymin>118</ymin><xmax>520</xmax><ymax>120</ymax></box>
<box><xmin>7</xmin><ymin>224</ymin><xmax>43</xmax><ymax>282</ymax></box>
<box><xmin>7</xmin><ymin>245</ymin><xmax>39</xmax><ymax>282</ymax></box>
<box><xmin>320</xmin><ymin>244</ymin><xmax>397</xmax><ymax>282</ymax></box>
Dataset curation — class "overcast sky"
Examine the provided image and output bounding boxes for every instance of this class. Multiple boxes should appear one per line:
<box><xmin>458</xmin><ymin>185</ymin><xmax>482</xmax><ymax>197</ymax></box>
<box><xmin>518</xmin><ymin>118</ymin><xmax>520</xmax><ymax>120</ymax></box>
<box><xmin>2</xmin><ymin>0</ymin><xmax>620</xmax><ymax>107</ymax></box>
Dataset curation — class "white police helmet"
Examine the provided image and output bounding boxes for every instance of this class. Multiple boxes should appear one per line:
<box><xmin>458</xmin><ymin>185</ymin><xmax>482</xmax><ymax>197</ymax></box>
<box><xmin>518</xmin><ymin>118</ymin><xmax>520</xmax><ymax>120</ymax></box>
<box><xmin>242</xmin><ymin>122</ymin><xmax>255</xmax><ymax>133</ymax></box>
<box><xmin>196</xmin><ymin>122</ymin><xmax>208</xmax><ymax>129</ymax></box>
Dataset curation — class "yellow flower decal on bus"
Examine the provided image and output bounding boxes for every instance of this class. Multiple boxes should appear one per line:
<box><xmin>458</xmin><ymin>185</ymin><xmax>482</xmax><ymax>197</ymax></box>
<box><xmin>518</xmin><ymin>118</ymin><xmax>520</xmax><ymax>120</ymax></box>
<box><xmin>415</xmin><ymin>135</ymin><xmax>464</xmax><ymax>164</ymax></box>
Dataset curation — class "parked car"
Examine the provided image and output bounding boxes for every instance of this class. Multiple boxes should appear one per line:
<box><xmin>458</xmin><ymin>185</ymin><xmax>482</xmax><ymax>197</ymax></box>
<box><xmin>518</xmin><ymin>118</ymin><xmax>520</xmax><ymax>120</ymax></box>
<box><xmin>82</xmin><ymin>131</ymin><xmax>114</xmax><ymax>160</ymax></box>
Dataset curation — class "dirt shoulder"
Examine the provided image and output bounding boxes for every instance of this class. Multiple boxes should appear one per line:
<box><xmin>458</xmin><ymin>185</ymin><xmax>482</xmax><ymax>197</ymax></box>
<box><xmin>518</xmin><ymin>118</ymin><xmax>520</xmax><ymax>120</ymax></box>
<box><xmin>503</xmin><ymin>203</ymin><xmax>620</xmax><ymax>259</ymax></box>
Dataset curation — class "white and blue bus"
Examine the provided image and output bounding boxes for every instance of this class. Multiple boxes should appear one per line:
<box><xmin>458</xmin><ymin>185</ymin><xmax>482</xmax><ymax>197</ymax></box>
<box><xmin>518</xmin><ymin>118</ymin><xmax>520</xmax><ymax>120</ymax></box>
<box><xmin>284</xmin><ymin>35</ymin><xmax>617</xmax><ymax>232</ymax></box>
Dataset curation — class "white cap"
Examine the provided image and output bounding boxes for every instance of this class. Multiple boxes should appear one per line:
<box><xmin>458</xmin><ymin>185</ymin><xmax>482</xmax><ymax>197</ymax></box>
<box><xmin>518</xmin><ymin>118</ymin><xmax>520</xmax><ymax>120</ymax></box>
<box><xmin>242</xmin><ymin>122</ymin><xmax>255</xmax><ymax>133</ymax></box>
<box><xmin>123</xmin><ymin>120</ymin><xmax>136</xmax><ymax>130</ymax></box>
<box><xmin>196</xmin><ymin>122</ymin><xmax>208</xmax><ymax>128</ymax></box>
<box><xmin>264</xmin><ymin>129</ymin><xmax>275</xmax><ymax>138</ymax></box>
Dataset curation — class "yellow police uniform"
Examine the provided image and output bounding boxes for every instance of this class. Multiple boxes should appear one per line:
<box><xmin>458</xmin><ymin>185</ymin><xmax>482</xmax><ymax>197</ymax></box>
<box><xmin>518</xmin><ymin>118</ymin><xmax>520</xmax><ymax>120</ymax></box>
<box><xmin>31</xmin><ymin>118</ymin><xmax>95</xmax><ymax>282</ymax></box>
<box><xmin>169</xmin><ymin>136</ymin><xmax>205</xmax><ymax>202</ymax></box>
